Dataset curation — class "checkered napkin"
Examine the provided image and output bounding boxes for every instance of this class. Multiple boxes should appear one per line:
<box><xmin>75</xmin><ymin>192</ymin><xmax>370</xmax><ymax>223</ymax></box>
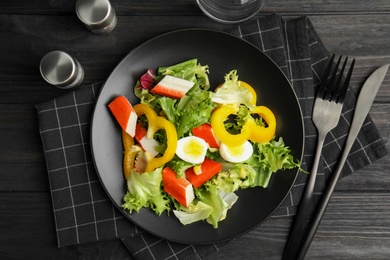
<box><xmin>36</xmin><ymin>13</ymin><xmax>387</xmax><ymax>260</ymax></box>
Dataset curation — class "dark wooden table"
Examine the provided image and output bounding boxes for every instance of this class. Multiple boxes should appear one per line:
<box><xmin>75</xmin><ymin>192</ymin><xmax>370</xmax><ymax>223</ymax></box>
<box><xmin>1</xmin><ymin>1</ymin><xmax>389</xmax><ymax>259</ymax></box>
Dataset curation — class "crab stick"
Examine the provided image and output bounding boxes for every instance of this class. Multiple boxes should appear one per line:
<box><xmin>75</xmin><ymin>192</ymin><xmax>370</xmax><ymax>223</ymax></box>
<box><xmin>192</xmin><ymin>123</ymin><xmax>220</xmax><ymax>148</ymax></box>
<box><xmin>150</xmin><ymin>75</ymin><xmax>194</xmax><ymax>99</ymax></box>
<box><xmin>108</xmin><ymin>96</ymin><xmax>137</xmax><ymax>137</ymax></box>
<box><xmin>163</xmin><ymin>167</ymin><xmax>194</xmax><ymax>207</ymax></box>
<box><xmin>185</xmin><ymin>158</ymin><xmax>222</xmax><ymax>188</ymax></box>
<box><xmin>134</xmin><ymin>122</ymin><xmax>159</xmax><ymax>158</ymax></box>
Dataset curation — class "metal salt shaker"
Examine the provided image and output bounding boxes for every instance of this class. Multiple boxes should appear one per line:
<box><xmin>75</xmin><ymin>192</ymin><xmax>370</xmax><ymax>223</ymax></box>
<box><xmin>76</xmin><ymin>0</ymin><xmax>117</xmax><ymax>34</ymax></box>
<box><xmin>40</xmin><ymin>51</ymin><xmax>85</xmax><ymax>89</ymax></box>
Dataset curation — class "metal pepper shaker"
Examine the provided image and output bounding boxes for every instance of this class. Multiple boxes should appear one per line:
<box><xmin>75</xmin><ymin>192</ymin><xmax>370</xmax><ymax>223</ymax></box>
<box><xmin>40</xmin><ymin>51</ymin><xmax>84</xmax><ymax>89</ymax></box>
<box><xmin>76</xmin><ymin>0</ymin><xmax>117</xmax><ymax>34</ymax></box>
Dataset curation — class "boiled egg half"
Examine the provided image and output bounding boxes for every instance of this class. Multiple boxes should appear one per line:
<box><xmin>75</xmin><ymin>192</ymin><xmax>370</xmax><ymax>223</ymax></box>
<box><xmin>219</xmin><ymin>141</ymin><xmax>253</xmax><ymax>163</ymax></box>
<box><xmin>176</xmin><ymin>136</ymin><xmax>208</xmax><ymax>164</ymax></box>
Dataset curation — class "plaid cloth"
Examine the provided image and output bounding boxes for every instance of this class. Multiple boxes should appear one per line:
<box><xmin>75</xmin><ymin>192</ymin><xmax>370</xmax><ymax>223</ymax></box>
<box><xmin>36</xmin><ymin>13</ymin><xmax>387</xmax><ymax>260</ymax></box>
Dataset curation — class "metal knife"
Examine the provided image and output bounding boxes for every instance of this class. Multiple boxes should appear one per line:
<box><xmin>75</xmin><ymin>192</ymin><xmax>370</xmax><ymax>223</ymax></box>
<box><xmin>295</xmin><ymin>64</ymin><xmax>389</xmax><ymax>260</ymax></box>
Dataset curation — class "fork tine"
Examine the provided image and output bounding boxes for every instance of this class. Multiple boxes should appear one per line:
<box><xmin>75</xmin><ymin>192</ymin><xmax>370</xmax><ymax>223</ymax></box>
<box><xmin>330</xmin><ymin>56</ymin><xmax>348</xmax><ymax>102</ymax></box>
<box><xmin>325</xmin><ymin>55</ymin><xmax>342</xmax><ymax>101</ymax></box>
<box><xmin>337</xmin><ymin>58</ymin><xmax>355</xmax><ymax>103</ymax></box>
<box><xmin>317</xmin><ymin>54</ymin><xmax>335</xmax><ymax>99</ymax></box>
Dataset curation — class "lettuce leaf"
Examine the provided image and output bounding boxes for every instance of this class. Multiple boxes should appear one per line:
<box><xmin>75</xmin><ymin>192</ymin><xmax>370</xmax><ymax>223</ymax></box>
<box><xmin>175</xmin><ymin>85</ymin><xmax>217</xmax><ymax>138</ymax></box>
<box><xmin>122</xmin><ymin>167</ymin><xmax>170</xmax><ymax>215</ymax></box>
<box><xmin>211</xmin><ymin>70</ymin><xmax>254</xmax><ymax>109</ymax></box>
<box><xmin>134</xmin><ymin>87</ymin><xmax>158</xmax><ymax>107</ymax></box>
<box><xmin>193</xmin><ymin>182</ymin><xmax>238</xmax><ymax>228</ymax></box>
<box><xmin>157</xmin><ymin>97</ymin><xmax>177</xmax><ymax>124</ymax></box>
<box><xmin>173</xmin><ymin>201</ymin><xmax>213</xmax><ymax>225</ymax></box>
<box><xmin>157</xmin><ymin>58</ymin><xmax>209</xmax><ymax>90</ymax></box>
<box><xmin>173</xmin><ymin>189</ymin><xmax>238</xmax><ymax>227</ymax></box>
<box><xmin>167</xmin><ymin>158</ymin><xmax>194</xmax><ymax>177</ymax></box>
<box><xmin>127</xmin><ymin>61</ymin><xmax>301</xmax><ymax>228</ymax></box>
<box><xmin>135</xmin><ymin>59</ymin><xmax>215</xmax><ymax>138</ymax></box>
<box><xmin>213</xmin><ymin>137</ymin><xmax>301</xmax><ymax>192</ymax></box>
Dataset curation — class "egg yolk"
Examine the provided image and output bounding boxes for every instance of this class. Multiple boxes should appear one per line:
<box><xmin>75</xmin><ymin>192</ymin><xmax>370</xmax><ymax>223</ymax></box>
<box><xmin>225</xmin><ymin>144</ymin><xmax>245</xmax><ymax>157</ymax></box>
<box><xmin>183</xmin><ymin>139</ymin><xmax>205</xmax><ymax>157</ymax></box>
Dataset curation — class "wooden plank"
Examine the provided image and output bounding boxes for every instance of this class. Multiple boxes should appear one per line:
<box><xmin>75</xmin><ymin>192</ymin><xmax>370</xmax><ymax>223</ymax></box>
<box><xmin>0</xmin><ymin>0</ymin><xmax>199</xmax><ymax>15</ymax></box>
<box><xmin>334</xmin><ymin>106</ymin><xmax>390</xmax><ymax>191</ymax></box>
<box><xmin>264</xmin><ymin>0</ymin><xmax>390</xmax><ymax>15</ymax></box>
<box><xmin>1</xmin><ymin>14</ymin><xmax>389</xmax><ymax>103</ymax></box>
<box><xmin>0</xmin><ymin>15</ymin><xmax>227</xmax><ymax>92</ymax></box>
<box><xmin>347</xmin><ymin>59</ymin><xmax>390</xmax><ymax>104</ymax></box>
<box><xmin>0</xmin><ymin>104</ymin><xmax>48</xmax><ymax>191</ymax></box>
<box><xmin>305</xmin><ymin>192</ymin><xmax>390</xmax><ymax>259</ymax></box>
<box><xmin>1</xmin><ymin>0</ymin><xmax>390</xmax><ymax>15</ymax></box>
<box><xmin>309</xmin><ymin>15</ymin><xmax>390</xmax><ymax>57</ymax></box>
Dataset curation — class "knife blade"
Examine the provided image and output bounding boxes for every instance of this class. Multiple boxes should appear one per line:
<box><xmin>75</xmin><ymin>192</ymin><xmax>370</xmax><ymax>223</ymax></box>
<box><xmin>295</xmin><ymin>63</ymin><xmax>389</xmax><ymax>260</ymax></box>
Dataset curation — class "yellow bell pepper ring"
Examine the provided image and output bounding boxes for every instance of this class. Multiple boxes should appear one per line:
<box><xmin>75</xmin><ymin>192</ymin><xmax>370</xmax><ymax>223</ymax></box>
<box><xmin>210</xmin><ymin>105</ymin><xmax>251</xmax><ymax>147</ymax></box>
<box><xmin>144</xmin><ymin>116</ymin><xmax>177</xmax><ymax>172</ymax></box>
<box><xmin>249</xmin><ymin>105</ymin><xmax>276</xmax><ymax>143</ymax></box>
<box><xmin>122</xmin><ymin>130</ymin><xmax>137</xmax><ymax>180</ymax></box>
<box><xmin>239</xmin><ymin>81</ymin><xmax>257</xmax><ymax>105</ymax></box>
<box><xmin>214</xmin><ymin>80</ymin><xmax>257</xmax><ymax>106</ymax></box>
<box><xmin>133</xmin><ymin>103</ymin><xmax>157</xmax><ymax>122</ymax></box>
<box><xmin>133</xmin><ymin>103</ymin><xmax>178</xmax><ymax>172</ymax></box>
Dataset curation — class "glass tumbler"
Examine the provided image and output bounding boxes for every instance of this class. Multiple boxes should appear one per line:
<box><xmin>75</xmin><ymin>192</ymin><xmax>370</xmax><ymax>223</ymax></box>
<box><xmin>196</xmin><ymin>0</ymin><xmax>266</xmax><ymax>24</ymax></box>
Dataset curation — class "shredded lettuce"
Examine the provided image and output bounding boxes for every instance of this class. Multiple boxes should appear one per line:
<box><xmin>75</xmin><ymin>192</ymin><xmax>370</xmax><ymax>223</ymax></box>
<box><xmin>175</xmin><ymin>85</ymin><xmax>217</xmax><ymax>138</ymax></box>
<box><xmin>217</xmin><ymin>190</ymin><xmax>239</xmax><ymax>222</ymax></box>
<box><xmin>157</xmin><ymin>58</ymin><xmax>216</xmax><ymax>137</ymax></box>
<box><xmin>157</xmin><ymin>58</ymin><xmax>209</xmax><ymax>89</ymax></box>
<box><xmin>134</xmin><ymin>87</ymin><xmax>158</xmax><ymax>107</ymax></box>
<box><xmin>211</xmin><ymin>70</ymin><xmax>254</xmax><ymax>109</ymax></box>
<box><xmin>190</xmin><ymin>182</ymin><xmax>237</xmax><ymax>228</ymax></box>
<box><xmin>167</xmin><ymin>158</ymin><xmax>194</xmax><ymax>177</ymax></box>
<box><xmin>122</xmin><ymin>167</ymin><xmax>170</xmax><ymax>215</ymax></box>
<box><xmin>249</xmin><ymin>137</ymin><xmax>301</xmax><ymax>187</ymax></box>
<box><xmin>173</xmin><ymin>189</ymin><xmax>238</xmax><ymax>227</ymax></box>
<box><xmin>135</xmin><ymin>59</ymin><xmax>215</xmax><ymax>138</ymax></box>
<box><xmin>157</xmin><ymin>97</ymin><xmax>177</xmax><ymax>124</ymax></box>
<box><xmin>123</xmin><ymin>59</ymin><xmax>301</xmax><ymax>229</ymax></box>
<box><xmin>173</xmin><ymin>201</ymin><xmax>213</xmax><ymax>225</ymax></box>
<box><xmin>212</xmin><ymin>137</ymin><xmax>301</xmax><ymax>193</ymax></box>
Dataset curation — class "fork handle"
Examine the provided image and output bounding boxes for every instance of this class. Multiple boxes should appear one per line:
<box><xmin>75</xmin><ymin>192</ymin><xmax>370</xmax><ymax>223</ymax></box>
<box><xmin>295</xmin><ymin>137</ymin><xmax>352</xmax><ymax>260</ymax></box>
<box><xmin>282</xmin><ymin>131</ymin><xmax>327</xmax><ymax>260</ymax></box>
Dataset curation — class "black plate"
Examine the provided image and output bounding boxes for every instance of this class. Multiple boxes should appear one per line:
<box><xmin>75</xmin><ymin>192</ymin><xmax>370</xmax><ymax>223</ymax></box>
<box><xmin>90</xmin><ymin>29</ymin><xmax>304</xmax><ymax>244</ymax></box>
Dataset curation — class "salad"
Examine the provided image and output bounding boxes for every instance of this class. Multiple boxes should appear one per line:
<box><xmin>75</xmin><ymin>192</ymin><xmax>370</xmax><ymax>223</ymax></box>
<box><xmin>108</xmin><ymin>59</ymin><xmax>300</xmax><ymax>228</ymax></box>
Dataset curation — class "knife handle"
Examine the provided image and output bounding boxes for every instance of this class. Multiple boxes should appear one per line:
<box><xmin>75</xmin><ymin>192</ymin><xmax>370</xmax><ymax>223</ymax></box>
<box><xmin>295</xmin><ymin>128</ymin><xmax>357</xmax><ymax>260</ymax></box>
<box><xmin>282</xmin><ymin>132</ymin><xmax>326</xmax><ymax>260</ymax></box>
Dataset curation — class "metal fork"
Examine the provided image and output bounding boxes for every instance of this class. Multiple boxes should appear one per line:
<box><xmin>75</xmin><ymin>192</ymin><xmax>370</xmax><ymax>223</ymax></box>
<box><xmin>282</xmin><ymin>54</ymin><xmax>355</xmax><ymax>260</ymax></box>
